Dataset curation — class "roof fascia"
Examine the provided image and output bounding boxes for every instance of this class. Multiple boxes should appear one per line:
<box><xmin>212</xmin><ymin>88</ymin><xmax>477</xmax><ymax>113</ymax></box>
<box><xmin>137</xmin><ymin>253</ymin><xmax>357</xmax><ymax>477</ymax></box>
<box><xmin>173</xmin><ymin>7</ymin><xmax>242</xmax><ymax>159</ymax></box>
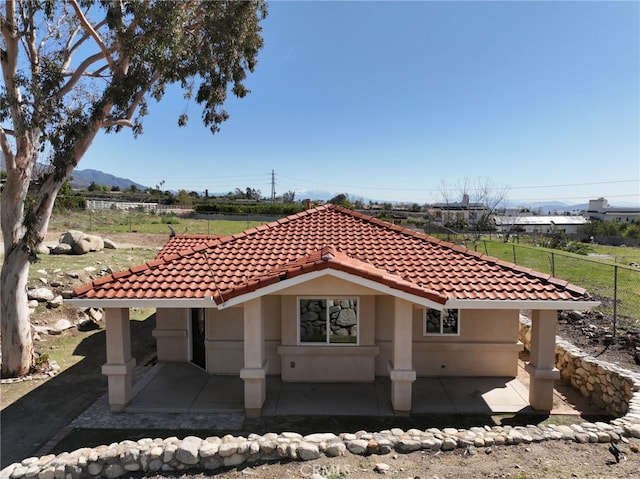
<box><xmin>445</xmin><ymin>299</ymin><xmax>600</xmax><ymax>311</ymax></box>
<box><xmin>66</xmin><ymin>298</ymin><xmax>217</xmax><ymax>308</ymax></box>
<box><xmin>218</xmin><ymin>269</ymin><xmax>446</xmax><ymax>310</ymax></box>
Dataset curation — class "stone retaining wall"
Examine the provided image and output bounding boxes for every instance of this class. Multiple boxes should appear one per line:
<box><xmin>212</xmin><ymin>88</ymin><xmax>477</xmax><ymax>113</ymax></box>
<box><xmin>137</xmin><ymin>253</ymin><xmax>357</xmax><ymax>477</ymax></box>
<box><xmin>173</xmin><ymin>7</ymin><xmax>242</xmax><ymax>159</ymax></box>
<box><xmin>4</xmin><ymin>423</ymin><xmax>640</xmax><ymax>479</ymax></box>
<box><xmin>518</xmin><ymin>315</ymin><xmax>640</xmax><ymax>427</ymax></box>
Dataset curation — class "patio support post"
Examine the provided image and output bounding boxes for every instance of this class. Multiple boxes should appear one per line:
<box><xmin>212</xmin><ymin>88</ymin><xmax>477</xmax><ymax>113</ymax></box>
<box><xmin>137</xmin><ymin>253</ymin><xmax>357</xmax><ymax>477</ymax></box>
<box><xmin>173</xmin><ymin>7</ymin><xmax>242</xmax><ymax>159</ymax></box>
<box><xmin>102</xmin><ymin>308</ymin><xmax>136</xmax><ymax>412</ymax></box>
<box><xmin>240</xmin><ymin>298</ymin><xmax>268</xmax><ymax>417</ymax></box>
<box><xmin>389</xmin><ymin>298</ymin><xmax>416</xmax><ymax>414</ymax></box>
<box><xmin>525</xmin><ymin>309</ymin><xmax>560</xmax><ymax>411</ymax></box>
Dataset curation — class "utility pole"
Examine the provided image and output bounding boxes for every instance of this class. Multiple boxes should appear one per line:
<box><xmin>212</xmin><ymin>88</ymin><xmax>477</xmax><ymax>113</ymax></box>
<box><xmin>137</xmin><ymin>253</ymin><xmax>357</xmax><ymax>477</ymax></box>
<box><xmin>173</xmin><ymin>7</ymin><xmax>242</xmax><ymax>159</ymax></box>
<box><xmin>271</xmin><ymin>169</ymin><xmax>276</xmax><ymax>202</ymax></box>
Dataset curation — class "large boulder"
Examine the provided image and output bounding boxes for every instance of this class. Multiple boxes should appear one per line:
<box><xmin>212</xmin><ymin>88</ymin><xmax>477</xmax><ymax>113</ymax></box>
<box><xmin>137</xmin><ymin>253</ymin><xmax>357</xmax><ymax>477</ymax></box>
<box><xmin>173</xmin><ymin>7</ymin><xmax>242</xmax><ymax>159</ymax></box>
<box><xmin>50</xmin><ymin>243</ymin><xmax>72</xmax><ymax>255</ymax></box>
<box><xmin>59</xmin><ymin>230</ymin><xmax>105</xmax><ymax>255</ymax></box>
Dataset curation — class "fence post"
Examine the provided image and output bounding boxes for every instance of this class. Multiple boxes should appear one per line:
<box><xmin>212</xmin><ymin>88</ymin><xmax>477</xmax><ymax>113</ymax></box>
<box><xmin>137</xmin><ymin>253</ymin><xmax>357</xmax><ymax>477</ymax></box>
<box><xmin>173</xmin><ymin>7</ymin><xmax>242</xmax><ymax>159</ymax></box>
<box><xmin>483</xmin><ymin>240</ymin><xmax>488</xmax><ymax>256</ymax></box>
<box><xmin>550</xmin><ymin>252</ymin><xmax>555</xmax><ymax>277</ymax></box>
<box><xmin>512</xmin><ymin>244</ymin><xmax>517</xmax><ymax>264</ymax></box>
<box><xmin>613</xmin><ymin>265</ymin><xmax>618</xmax><ymax>337</ymax></box>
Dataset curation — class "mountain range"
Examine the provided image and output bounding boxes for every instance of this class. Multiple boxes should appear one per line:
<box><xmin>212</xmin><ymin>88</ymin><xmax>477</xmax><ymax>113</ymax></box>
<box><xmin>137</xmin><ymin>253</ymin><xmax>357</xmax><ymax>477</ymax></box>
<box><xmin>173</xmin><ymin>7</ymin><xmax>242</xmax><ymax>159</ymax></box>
<box><xmin>1</xmin><ymin>161</ymin><xmax>636</xmax><ymax>212</ymax></box>
<box><xmin>70</xmin><ymin>168</ymin><xmax>148</xmax><ymax>190</ymax></box>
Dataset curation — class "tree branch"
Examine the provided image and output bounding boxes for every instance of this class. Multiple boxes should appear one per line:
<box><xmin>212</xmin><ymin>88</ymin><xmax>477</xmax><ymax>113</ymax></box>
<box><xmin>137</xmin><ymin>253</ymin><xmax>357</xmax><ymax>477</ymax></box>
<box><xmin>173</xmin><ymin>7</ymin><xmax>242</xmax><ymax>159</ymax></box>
<box><xmin>102</xmin><ymin>118</ymin><xmax>133</xmax><ymax>128</ymax></box>
<box><xmin>69</xmin><ymin>0</ymin><xmax>114</xmax><ymax>69</ymax></box>
<box><xmin>58</xmin><ymin>51</ymin><xmax>106</xmax><ymax>97</ymax></box>
<box><xmin>123</xmin><ymin>72</ymin><xmax>161</xmax><ymax>121</ymax></box>
<box><xmin>0</xmin><ymin>126</ymin><xmax>16</xmax><ymax>170</ymax></box>
<box><xmin>63</xmin><ymin>18</ymin><xmax>108</xmax><ymax>71</ymax></box>
<box><xmin>1</xmin><ymin>2</ymin><xmax>27</xmax><ymax>141</ymax></box>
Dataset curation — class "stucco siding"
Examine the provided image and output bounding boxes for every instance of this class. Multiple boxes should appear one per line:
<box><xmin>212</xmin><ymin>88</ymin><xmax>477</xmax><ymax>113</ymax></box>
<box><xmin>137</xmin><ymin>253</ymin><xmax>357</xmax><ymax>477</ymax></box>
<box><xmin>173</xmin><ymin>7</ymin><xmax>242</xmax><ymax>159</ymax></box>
<box><xmin>374</xmin><ymin>304</ymin><xmax>522</xmax><ymax>377</ymax></box>
<box><xmin>153</xmin><ymin>308</ymin><xmax>189</xmax><ymax>362</ymax></box>
<box><xmin>205</xmin><ymin>307</ymin><xmax>243</xmax><ymax>374</ymax></box>
<box><xmin>412</xmin><ymin>309</ymin><xmax>522</xmax><ymax>377</ymax></box>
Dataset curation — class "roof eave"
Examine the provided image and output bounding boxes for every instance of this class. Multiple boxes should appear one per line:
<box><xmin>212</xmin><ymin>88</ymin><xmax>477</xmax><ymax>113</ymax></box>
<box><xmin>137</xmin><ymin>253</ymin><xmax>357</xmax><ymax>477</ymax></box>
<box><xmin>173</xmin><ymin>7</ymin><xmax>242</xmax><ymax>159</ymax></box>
<box><xmin>445</xmin><ymin>299</ymin><xmax>601</xmax><ymax>311</ymax></box>
<box><xmin>66</xmin><ymin>297</ymin><xmax>217</xmax><ymax>308</ymax></box>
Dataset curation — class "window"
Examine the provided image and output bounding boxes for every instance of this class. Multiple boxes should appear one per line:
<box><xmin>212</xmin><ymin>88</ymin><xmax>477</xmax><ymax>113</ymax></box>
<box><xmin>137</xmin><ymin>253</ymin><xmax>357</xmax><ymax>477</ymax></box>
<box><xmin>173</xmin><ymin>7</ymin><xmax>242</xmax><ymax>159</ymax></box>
<box><xmin>298</xmin><ymin>298</ymin><xmax>358</xmax><ymax>345</ymax></box>
<box><xmin>424</xmin><ymin>308</ymin><xmax>459</xmax><ymax>335</ymax></box>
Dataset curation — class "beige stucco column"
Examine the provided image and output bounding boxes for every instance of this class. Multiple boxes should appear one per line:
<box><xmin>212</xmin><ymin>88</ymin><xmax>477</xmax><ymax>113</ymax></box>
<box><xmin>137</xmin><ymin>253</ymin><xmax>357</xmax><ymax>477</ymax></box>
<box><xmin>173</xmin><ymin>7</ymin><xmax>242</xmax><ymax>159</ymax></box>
<box><xmin>525</xmin><ymin>309</ymin><xmax>560</xmax><ymax>411</ymax></box>
<box><xmin>102</xmin><ymin>308</ymin><xmax>136</xmax><ymax>412</ymax></box>
<box><xmin>388</xmin><ymin>297</ymin><xmax>416</xmax><ymax>414</ymax></box>
<box><xmin>240</xmin><ymin>298</ymin><xmax>268</xmax><ymax>417</ymax></box>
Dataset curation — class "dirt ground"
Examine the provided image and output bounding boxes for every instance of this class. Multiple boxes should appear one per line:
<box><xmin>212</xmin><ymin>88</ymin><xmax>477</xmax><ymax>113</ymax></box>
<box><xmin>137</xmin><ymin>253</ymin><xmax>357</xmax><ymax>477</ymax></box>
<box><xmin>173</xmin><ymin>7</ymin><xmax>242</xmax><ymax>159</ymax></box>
<box><xmin>2</xmin><ymin>231</ymin><xmax>640</xmax><ymax>476</ymax></box>
<box><xmin>135</xmin><ymin>441</ymin><xmax>639</xmax><ymax>479</ymax></box>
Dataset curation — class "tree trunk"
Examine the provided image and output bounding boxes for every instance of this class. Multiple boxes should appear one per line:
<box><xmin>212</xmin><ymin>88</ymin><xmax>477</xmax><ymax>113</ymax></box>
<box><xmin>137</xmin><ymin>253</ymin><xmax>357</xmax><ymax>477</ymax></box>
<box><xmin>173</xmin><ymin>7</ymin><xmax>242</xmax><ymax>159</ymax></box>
<box><xmin>0</xmin><ymin>246</ymin><xmax>32</xmax><ymax>377</ymax></box>
<box><xmin>0</xmin><ymin>135</ymin><xmax>36</xmax><ymax>377</ymax></box>
<box><xmin>1</xmin><ymin>168</ymin><xmax>33</xmax><ymax>377</ymax></box>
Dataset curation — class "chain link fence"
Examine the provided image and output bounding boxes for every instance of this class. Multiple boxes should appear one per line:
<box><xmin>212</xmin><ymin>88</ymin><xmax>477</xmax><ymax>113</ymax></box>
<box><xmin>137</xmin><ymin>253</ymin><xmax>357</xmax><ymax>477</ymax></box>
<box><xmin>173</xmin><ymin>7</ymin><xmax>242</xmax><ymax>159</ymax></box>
<box><xmin>478</xmin><ymin>240</ymin><xmax>640</xmax><ymax>330</ymax></box>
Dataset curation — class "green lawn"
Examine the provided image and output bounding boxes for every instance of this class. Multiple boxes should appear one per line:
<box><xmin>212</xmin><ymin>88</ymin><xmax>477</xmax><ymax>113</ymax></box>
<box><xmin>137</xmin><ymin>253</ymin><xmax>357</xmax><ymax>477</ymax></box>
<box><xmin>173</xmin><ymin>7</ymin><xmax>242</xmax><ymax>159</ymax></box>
<box><xmin>475</xmin><ymin>239</ymin><xmax>640</xmax><ymax>325</ymax></box>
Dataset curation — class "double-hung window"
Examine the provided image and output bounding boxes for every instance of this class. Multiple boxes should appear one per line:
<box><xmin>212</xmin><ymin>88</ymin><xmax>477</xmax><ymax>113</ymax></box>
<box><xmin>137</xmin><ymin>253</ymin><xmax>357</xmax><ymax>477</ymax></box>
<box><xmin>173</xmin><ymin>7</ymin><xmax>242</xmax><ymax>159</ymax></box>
<box><xmin>298</xmin><ymin>298</ymin><xmax>358</xmax><ymax>345</ymax></box>
<box><xmin>424</xmin><ymin>307</ymin><xmax>460</xmax><ymax>336</ymax></box>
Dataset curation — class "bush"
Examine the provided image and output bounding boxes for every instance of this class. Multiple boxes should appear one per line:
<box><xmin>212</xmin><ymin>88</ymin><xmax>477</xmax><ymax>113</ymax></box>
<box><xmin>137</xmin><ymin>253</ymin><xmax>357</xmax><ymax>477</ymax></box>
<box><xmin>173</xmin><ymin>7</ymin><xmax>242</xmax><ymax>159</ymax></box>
<box><xmin>562</xmin><ymin>241</ymin><xmax>590</xmax><ymax>255</ymax></box>
<box><xmin>54</xmin><ymin>195</ymin><xmax>87</xmax><ymax>209</ymax></box>
<box><xmin>161</xmin><ymin>215</ymin><xmax>181</xmax><ymax>224</ymax></box>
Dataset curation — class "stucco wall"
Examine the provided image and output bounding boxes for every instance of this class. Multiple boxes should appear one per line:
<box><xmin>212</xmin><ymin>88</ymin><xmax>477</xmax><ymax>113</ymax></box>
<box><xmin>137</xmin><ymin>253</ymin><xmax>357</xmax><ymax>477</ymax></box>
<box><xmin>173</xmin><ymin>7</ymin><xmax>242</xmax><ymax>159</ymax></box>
<box><xmin>206</xmin><ymin>307</ymin><xmax>244</xmax><ymax>374</ymax></box>
<box><xmin>153</xmin><ymin>290</ymin><xmax>522</xmax><ymax>381</ymax></box>
<box><xmin>153</xmin><ymin>309</ymin><xmax>189</xmax><ymax>362</ymax></box>
<box><xmin>375</xmin><ymin>298</ymin><xmax>522</xmax><ymax>377</ymax></box>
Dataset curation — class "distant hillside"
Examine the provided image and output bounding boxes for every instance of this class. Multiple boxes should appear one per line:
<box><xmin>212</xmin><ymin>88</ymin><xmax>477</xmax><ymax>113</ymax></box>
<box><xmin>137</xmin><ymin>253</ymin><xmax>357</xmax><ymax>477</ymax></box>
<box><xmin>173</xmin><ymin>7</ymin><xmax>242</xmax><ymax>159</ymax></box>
<box><xmin>70</xmin><ymin>169</ymin><xmax>147</xmax><ymax>190</ymax></box>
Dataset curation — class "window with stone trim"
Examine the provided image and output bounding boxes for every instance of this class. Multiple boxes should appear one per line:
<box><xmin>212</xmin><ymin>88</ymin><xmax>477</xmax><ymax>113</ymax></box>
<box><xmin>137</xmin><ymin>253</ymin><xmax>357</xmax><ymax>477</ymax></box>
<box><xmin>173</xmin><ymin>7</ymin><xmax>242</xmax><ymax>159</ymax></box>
<box><xmin>424</xmin><ymin>307</ymin><xmax>460</xmax><ymax>335</ymax></box>
<box><xmin>298</xmin><ymin>298</ymin><xmax>358</xmax><ymax>345</ymax></box>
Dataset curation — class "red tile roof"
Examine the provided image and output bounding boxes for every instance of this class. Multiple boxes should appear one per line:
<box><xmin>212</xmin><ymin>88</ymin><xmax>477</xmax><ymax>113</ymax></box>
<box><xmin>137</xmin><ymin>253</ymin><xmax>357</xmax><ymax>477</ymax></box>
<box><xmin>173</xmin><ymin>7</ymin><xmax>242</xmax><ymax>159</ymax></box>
<box><xmin>157</xmin><ymin>234</ymin><xmax>220</xmax><ymax>259</ymax></box>
<box><xmin>74</xmin><ymin>205</ymin><xmax>593</xmax><ymax>305</ymax></box>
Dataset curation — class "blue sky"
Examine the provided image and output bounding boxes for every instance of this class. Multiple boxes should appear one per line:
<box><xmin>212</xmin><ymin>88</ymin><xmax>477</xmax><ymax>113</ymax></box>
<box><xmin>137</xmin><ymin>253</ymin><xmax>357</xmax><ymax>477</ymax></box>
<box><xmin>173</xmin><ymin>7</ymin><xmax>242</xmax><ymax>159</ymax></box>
<box><xmin>82</xmin><ymin>0</ymin><xmax>640</xmax><ymax>206</ymax></box>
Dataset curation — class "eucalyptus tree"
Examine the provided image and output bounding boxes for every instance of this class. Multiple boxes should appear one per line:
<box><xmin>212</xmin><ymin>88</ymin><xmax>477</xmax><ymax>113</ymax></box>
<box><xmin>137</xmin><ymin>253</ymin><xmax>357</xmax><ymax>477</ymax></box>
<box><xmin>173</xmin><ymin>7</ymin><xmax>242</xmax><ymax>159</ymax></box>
<box><xmin>0</xmin><ymin>0</ymin><xmax>267</xmax><ymax>377</ymax></box>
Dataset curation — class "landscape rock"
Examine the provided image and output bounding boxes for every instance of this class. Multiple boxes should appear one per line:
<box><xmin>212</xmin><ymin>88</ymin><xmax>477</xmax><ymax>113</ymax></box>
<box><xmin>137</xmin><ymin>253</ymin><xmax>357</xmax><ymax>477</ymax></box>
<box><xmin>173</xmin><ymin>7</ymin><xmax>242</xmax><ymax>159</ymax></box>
<box><xmin>175</xmin><ymin>437</ymin><xmax>201</xmax><ymax>465</ymax></box>
<box><xmin>50</xmin><ymin>243</ymin><xmax>72</xmax><ymax>255</ymax></box>
<box><xmin>53</xmin><ymin>319</ymin><xmax>73</xmax><ymax>332</ymax></box>
<box><xmin>27</xmin><ymin>288</ymin><xmax>55</xmax><ymax>302</ymax></box>
<box><xmin>103</xmin><ymin>238</ymin><xmax>117</xmax><ymax>249</ymax></box>
<box><xmin>48</xmin><ymin>296</ymin><xmax>63</xmax><ymax>308</ymax></box>
<box><xmin>374</xmin><ymin>463</ymin><xmax>390</xmax><ymax>474</ymax></box>
<box><xmin>297</xmin><ymin>442</ymin><xmax>321</xmax><ymax>461</ymax></box>
<box><xmin>36</xmin><ymin>244</ymin><xmax>50</xmax><ymax>255</ymax></box>
<box><xmin>77</xmin><ymin>319</ymin><xmax>100</xmax><ymax>332</ymax></box>
<box><xmin>59</xmin><ymin>230</ymin><xmax>105</xmax><ymax>255</ymax></box>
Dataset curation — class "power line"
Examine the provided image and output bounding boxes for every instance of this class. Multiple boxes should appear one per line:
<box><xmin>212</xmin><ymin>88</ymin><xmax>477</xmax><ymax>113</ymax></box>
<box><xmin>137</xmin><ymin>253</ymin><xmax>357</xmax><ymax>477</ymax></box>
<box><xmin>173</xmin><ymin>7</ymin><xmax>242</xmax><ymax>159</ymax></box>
<box><xmin>276</xmin><ymin>174</ymin><xmax>639</xmax><ymax>193</ymax></box>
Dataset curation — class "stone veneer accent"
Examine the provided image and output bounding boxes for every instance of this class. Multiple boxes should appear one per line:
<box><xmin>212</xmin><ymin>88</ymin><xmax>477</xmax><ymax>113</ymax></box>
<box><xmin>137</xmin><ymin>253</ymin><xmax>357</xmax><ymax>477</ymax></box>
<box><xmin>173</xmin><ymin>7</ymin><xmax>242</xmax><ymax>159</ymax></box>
<box><xmin>3</xmin><ymin>315</ymin><xmax>640</xmax><ymax>479</ymax></box>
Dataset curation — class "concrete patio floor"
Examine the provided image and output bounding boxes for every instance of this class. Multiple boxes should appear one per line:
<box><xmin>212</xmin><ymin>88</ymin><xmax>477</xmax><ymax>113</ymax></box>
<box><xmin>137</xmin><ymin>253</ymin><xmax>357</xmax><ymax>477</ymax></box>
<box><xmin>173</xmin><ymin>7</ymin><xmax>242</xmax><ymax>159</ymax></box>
<box><xmin>125</xmin><ymin>362</ymin><xmax>603</xmax><ymax>417</ymax></box>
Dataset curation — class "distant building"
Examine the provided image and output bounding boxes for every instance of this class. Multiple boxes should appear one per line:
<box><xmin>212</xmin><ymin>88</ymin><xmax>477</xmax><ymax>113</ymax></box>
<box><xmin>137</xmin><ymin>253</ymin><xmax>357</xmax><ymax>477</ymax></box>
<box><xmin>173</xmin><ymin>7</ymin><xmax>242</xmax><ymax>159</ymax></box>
<box><xmin>586</xmin><ymin>198</ymin><xmax>640</xmax><ymax>224</ymax></box>
<box><xmin>493</xmin><ymin>215</ymin><xmax>589</xmax><ymax>235</ymax></box>
<box><xmin>428</xmin><ymin>194</ymin><xmax>489</xmax><ymax>226</ymax></box>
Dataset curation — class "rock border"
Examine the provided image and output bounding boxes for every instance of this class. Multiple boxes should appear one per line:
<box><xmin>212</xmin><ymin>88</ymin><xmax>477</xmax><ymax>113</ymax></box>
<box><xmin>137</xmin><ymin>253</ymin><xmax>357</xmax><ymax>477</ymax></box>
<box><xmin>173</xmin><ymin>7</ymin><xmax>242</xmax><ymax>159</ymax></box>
<box><xmin>3</xmin><ymin>422</ymin><xmax>640</xmax><ymax>479</ymax></box>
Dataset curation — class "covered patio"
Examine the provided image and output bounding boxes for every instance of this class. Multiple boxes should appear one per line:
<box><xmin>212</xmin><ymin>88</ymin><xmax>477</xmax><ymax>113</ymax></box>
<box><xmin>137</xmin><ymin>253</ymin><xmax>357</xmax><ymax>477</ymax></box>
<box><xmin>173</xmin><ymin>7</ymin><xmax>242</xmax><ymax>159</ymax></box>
<box><xmin>124</xmin><ymin>361</ymin><xmax>603</xmax><ymax>417</ymax></box>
